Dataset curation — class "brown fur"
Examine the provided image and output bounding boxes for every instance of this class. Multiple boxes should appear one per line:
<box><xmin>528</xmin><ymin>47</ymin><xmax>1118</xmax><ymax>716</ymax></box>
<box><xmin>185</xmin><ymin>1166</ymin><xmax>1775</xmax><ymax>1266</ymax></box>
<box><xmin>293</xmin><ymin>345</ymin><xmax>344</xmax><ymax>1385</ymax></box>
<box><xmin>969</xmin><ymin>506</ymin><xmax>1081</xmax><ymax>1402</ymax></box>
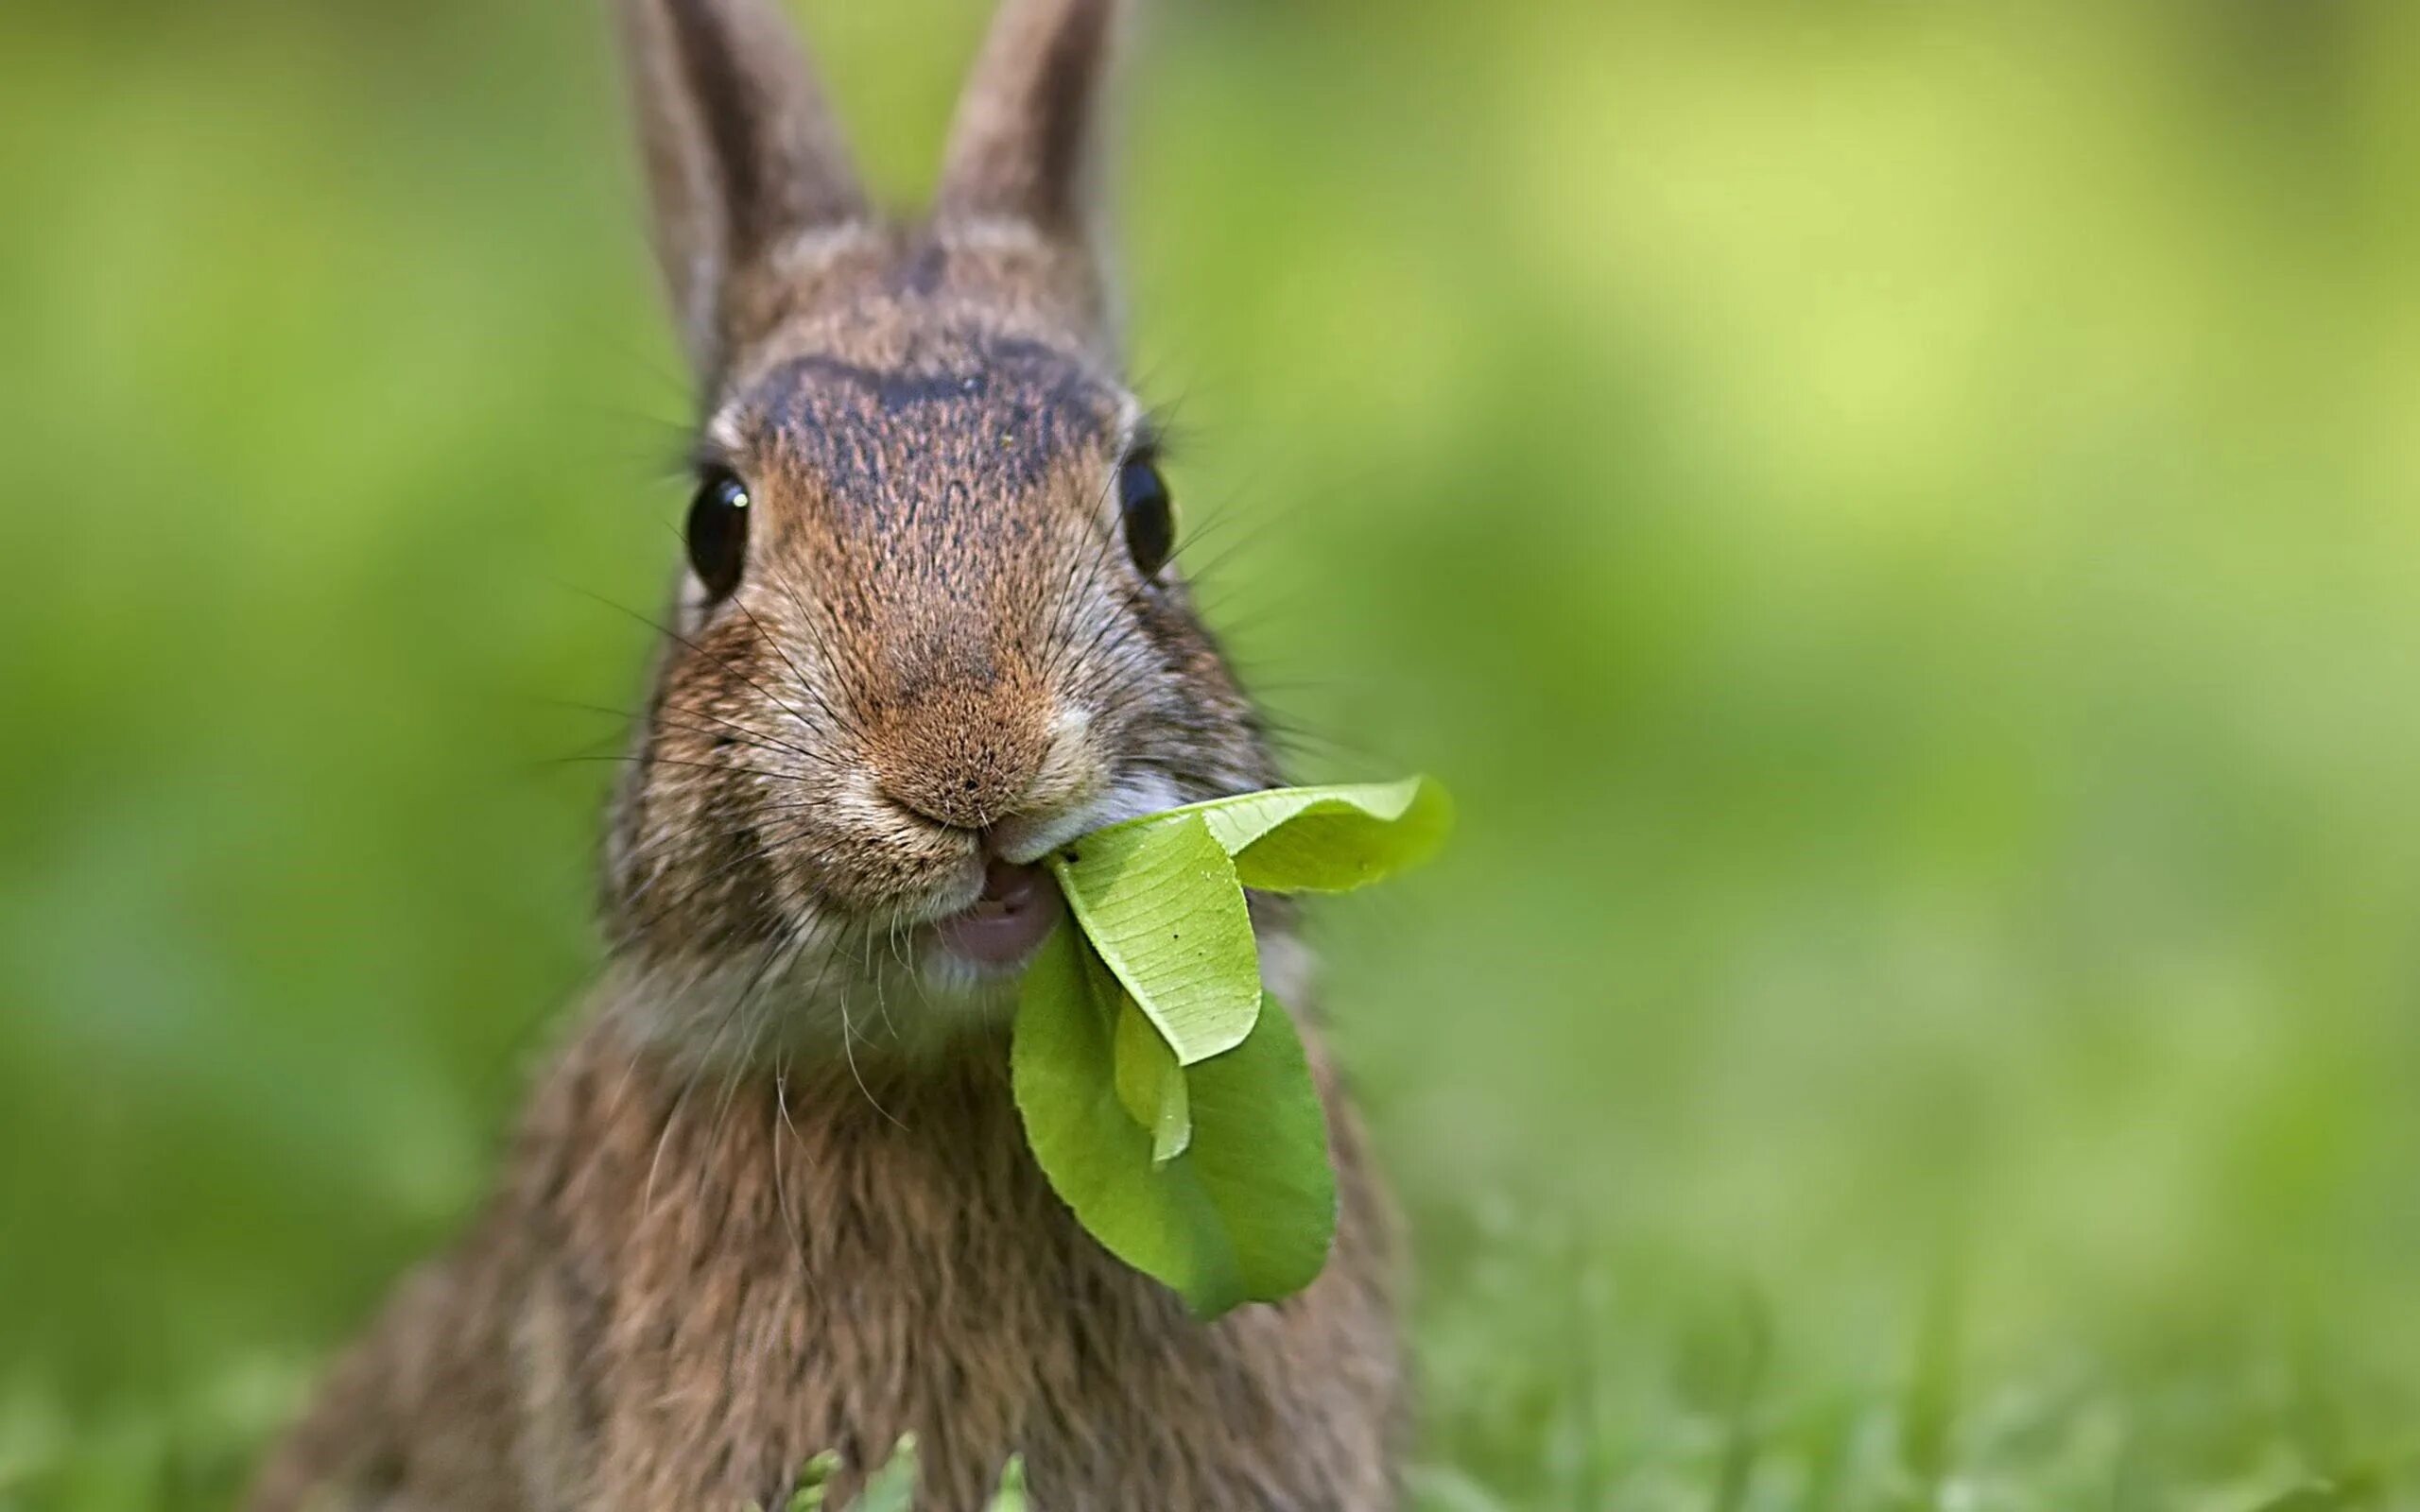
<box><xmin>251</xmin><ymin>1009</ymin><xmax>1399</xmax><ymax>1511</ymax></box>
<box><xmin>250</xmin><ymin>0</ymin><xmax>1405</xmax><ymax>1505</ymax></box>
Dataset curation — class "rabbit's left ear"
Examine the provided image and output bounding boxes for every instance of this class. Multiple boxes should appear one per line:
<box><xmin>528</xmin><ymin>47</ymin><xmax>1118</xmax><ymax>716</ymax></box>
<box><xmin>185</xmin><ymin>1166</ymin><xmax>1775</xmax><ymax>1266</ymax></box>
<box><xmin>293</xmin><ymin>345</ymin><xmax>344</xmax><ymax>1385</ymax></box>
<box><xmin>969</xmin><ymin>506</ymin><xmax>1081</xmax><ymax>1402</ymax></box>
<box><xmin>935</xmin><ymin>0</ymin><xmax>1128</xmax><ymax>320</ymax></box>
<box><xmin>619</xmin><ymin>0</ymin><xmax>867</xmax><ymax>382</ymax></box>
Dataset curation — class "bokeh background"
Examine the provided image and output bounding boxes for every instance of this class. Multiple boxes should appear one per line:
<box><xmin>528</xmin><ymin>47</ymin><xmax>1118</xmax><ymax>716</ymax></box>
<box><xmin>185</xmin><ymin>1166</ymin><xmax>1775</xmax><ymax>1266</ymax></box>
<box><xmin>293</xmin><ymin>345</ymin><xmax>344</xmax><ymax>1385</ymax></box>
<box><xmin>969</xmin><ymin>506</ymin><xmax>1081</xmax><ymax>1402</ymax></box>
<box><xmin>6</xmin><ymin>0</ymin><xmax>2420</xmax><ymax>1505</ymax></box>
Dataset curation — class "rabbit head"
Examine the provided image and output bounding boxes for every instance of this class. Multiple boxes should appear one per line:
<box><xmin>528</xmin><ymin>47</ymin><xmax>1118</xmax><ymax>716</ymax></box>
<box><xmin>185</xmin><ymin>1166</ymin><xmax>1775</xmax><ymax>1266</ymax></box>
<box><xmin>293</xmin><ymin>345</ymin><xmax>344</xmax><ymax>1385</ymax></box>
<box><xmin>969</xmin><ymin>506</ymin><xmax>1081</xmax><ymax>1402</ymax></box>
<box><xmin>601</xmin><ymin>0</ymin><xmax>1277</xmax><ymax>1061</ymax></box>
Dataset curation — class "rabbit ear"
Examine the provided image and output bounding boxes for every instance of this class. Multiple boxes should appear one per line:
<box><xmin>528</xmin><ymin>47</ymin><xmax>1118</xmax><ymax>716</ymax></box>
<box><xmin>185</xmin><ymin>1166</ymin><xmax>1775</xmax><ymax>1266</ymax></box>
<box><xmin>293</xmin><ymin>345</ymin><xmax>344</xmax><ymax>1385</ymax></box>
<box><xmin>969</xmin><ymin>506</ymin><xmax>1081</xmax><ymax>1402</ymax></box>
<box><xmin>935</xmin><ymin>0</ymin><xmax>1125</xmax><ymax>254</ymax></box>
<box><xmin>618</xmin><ymin>0</ymin><xmax>867</xmax><ymax>379</ymax></box>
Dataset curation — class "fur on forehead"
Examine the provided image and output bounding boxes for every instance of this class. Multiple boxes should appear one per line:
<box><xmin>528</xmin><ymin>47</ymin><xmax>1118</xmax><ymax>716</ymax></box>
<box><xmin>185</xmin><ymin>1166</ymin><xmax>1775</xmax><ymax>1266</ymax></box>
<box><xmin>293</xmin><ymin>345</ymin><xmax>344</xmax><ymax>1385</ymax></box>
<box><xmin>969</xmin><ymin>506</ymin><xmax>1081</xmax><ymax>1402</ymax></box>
<box><xmin>711</xmin><ymin>226</ymin><xmax>1136</xmax><ymax>435</ymax></box>
<box><xmin>703</xmin><ymin>230</ymin><xmax>1140</xmax><ymax>585</ymax></box>
<box><xmin>700</xmin><ymin>236</ymin><xmax>1145</xmax><ymax>646</ymax></box>
<box><xmin>733</xmin><ymin>333</ymin><xmax>1123</xmax><ymax>510</ymax></box>
<box><xmin>713</xmin><ymin>217</ymin><xmax>1121</xmax><ymax>398</ymax></box>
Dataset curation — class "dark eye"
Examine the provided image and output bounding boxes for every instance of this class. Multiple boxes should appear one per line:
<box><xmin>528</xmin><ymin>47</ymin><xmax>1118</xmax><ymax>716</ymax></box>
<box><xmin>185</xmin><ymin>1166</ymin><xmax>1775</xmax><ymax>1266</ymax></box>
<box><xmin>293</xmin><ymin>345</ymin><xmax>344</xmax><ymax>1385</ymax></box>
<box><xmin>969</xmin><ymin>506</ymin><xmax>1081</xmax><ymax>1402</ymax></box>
<box><xmin>685</xmin><ymin>469</ymin><xmax>750</xmax><ymax>601</ymax></box>
<box><xmin>1118</xmin><ymin>455</ymin><xmax>1175</xmax><ymax>577</ymax></box>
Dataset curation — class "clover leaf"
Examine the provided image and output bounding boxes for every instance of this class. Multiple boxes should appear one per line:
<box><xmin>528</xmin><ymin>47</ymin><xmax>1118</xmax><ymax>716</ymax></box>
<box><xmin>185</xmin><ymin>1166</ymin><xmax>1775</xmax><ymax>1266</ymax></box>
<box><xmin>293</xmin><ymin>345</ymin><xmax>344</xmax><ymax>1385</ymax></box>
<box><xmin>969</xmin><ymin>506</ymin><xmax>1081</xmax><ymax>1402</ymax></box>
<box><xmin>1048</xmin><ymin>812</ymin><xmax>1260</xmax><ymax>1065</ymax></box>
<box><xmin>852</xmin><ymin>1436</ymin><xmax>917</xmax><ymax>1512</ymax></box>
<box><xmin>1011</xmin><ymin>778</ymin><xmax>1448</xmax><ymax>1317</ymax></box>
<box><xmin>1184</xmin><ymin>776</ymin><xmax>1452</xmax><ymax>893</ymax></box>
<box><xmin>1012</xmin><ymin>927</ymin><xmax>1335</xmax><ymax>1317</ymax></box>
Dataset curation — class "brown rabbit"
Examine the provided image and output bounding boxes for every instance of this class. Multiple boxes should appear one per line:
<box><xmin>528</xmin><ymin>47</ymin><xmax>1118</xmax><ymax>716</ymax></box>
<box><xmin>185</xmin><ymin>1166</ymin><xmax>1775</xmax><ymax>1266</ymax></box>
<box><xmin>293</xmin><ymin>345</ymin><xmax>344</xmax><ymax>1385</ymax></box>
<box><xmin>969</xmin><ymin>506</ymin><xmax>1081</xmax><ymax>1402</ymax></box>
<box><xmin>246</xmin><ymin>0</ymin><xmax>1404</xmax><ymax>1507</ymax></box>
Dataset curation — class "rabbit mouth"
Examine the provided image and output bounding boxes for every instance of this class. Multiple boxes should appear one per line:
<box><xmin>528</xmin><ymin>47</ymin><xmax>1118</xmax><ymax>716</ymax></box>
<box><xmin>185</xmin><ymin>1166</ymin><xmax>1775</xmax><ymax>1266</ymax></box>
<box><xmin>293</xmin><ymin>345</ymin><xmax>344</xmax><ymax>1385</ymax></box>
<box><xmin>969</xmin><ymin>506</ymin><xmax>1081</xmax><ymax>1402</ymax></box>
<box><xmin>909</xmin><ymin>770</ymin><xmax>1193</xmax><ymax>981</ymax></box>
<box><xmin>925</xmin><ymin>859</ymin><xmax>1062</xmax><ymax>971</ymax></box>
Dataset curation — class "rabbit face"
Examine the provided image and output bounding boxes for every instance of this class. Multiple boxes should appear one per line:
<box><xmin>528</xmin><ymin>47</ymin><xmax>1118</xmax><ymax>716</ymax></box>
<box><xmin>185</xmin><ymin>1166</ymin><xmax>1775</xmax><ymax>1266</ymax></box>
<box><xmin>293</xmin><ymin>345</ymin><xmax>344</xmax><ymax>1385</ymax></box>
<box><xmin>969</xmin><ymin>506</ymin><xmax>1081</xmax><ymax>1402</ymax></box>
<box><xmin>600</xmin><ymin>237</ymin><xmax>1274</xmax><ymax>1057</ymax></box>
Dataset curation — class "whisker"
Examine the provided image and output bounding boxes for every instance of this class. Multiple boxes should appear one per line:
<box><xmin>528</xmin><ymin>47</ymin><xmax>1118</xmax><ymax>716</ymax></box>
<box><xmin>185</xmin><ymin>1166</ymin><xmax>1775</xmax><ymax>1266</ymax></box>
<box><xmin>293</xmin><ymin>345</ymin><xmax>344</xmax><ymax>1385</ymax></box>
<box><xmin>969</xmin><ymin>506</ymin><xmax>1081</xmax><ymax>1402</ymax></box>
<box><xmin>735</xmin><ymin>593</ymin><xmax>868</xmax><ymax>751</ymax></box>
<box><xmin>562</xmin><ymin>583</ymin><xmax>836</xmax><ymax>754</ymax></box>
<box><xmin>541</xmin><ymin>696</ymin><xmax>822</xmax><ymax>765</ymax></box>
<box><xmin>830</xmin><ymin>939</ymin><xmax>906</xmax><ymax>1130</ymax></box>
<box><xmin>697</xmin><ymin>930</ymin><xmax>808</xmax><ymax>1186</ymax></box>
<box><xmin>546</xmin><ymin>753</ymin><xmax>804</xmax><ymax>788</ymax></box>
<box><xmin>763</xmin><ymin>563</ymin><xmax>882</xmax><ymax>750</ymax></box>
<box><xmin>618</xmin><ymin>712</ymin><xmax>823</xmax><ymax>768</ymax></box>
<box><xmin>614</xmin><ymin>819</ymin><xmax>818</xmax><ymax>919</ymax></box>
<box><xmin>864</xmin><ymin>928</ymin><xmax>902</xmax><ymax>1046</ymax></box>
<box><xmin>770</xmin><ymin>1052</ymin><xmax>809</xmax><ymax>1281</ymax></box>
<box><xmin>642</xmin><ymin>965</ymin><xmax>761</xmax><ymax>1216</ymax></box>
<box><xmin>890</xmin><ymin>916</ymin><xmax>943</xmax><ymax>1025</ymax></box>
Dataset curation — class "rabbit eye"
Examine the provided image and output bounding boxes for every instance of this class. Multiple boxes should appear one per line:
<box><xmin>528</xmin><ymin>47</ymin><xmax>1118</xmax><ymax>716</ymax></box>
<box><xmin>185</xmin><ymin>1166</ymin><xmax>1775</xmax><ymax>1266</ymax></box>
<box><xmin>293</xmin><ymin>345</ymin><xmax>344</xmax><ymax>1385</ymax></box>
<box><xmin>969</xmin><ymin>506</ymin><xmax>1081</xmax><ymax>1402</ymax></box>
<box><xmin>685</xmin><ymin>469</ymin><xmax>750</xmax><ymax>601</ymax></box>
<box><xmin>1118</xmin><ymin>455</ymin><xmax>1175</xmax><ymax>577</ymax></box>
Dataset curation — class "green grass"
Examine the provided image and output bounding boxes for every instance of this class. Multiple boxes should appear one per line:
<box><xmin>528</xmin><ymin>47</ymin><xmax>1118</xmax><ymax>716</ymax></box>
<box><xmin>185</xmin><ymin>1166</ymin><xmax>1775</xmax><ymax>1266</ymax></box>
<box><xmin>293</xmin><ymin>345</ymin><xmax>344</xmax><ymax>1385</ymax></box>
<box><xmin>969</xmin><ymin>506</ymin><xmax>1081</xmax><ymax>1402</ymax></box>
<box><xmin>6</xmin><ymin>1255</ymin><xmax>2416</xmax><ymax>1509</ymax></box>
<box><xmin>7</xmin><ymin>0</ymin><xmax>2420</xmax><ymax>1507</ymax></box>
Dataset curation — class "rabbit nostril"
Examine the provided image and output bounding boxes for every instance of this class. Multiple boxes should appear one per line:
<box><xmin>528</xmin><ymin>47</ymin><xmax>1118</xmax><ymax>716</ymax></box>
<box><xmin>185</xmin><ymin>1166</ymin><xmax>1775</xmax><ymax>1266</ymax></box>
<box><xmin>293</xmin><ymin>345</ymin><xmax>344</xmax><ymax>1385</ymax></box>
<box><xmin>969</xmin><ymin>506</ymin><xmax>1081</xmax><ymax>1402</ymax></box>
<box><xmin>868</xmin><ymin>682</ymin><xmax>1057</xmax><ymax>832</ymax></box>
<box><xmin>877</xmin><ymin>747</ymin><xmax>1042</xmax><ymax>833</ymax></box>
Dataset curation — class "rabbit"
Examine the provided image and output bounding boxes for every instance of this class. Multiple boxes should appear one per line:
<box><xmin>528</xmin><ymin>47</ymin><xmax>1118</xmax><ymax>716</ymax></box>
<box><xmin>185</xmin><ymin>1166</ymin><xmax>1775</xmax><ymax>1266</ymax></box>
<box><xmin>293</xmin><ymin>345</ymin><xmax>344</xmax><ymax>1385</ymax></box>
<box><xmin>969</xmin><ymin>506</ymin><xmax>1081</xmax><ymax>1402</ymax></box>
<box><xmin>244</xmin><ymin>0</ymin><xmax>1407</xmax><ymax>1508</ymax></box>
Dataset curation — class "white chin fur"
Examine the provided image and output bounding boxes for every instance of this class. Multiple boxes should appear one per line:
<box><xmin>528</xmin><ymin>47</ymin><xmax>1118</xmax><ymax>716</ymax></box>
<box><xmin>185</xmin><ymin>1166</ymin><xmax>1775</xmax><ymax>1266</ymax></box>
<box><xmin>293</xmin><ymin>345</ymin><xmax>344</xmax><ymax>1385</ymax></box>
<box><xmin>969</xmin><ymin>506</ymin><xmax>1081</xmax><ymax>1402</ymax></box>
<box><xmin>988</xmin><ymin>767</ymin><xmax>1187</xmax><ymax>863</ymax></box>
<box><xmin>603</xmin><ymin>933</ymin><xmax>1019</xmax><ymax>1074</ymax></box>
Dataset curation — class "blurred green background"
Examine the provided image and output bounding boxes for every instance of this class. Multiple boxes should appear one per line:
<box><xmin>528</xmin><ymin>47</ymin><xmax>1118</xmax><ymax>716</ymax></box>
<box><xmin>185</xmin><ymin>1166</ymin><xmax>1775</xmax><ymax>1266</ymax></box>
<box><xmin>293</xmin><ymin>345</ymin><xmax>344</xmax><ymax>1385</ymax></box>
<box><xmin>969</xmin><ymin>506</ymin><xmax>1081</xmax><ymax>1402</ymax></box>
<box><xmin>6</xmin><ymin>0</ymin><xmax>2420</xmax><ymax>1505</ymax></box>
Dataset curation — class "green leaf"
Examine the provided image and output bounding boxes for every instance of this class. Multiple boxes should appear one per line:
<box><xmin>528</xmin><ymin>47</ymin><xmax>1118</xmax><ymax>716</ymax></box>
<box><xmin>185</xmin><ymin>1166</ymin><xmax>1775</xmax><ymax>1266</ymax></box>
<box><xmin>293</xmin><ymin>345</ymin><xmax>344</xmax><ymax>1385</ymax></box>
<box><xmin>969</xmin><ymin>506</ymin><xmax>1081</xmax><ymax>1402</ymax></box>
<box><xmin>1125</xmin><ymin>777</ymin><xmax>1452</xmax><ymax>894</ymax></box>
<box><xmin>986</xmin><ymin>1455</ymin><xmax>1028</xmax><ymax>1511</ymax></box>
<box><xmin>1014</xmin><ymin>927</ymin><xmax>1338</xmax><ymax>1318</ymax></box>
<box><xmin>783</xmin><ymin>1451</ymin><xmax>841</xmax><ymax>1511</ymax></box>
<box><xmin>854</xmin><ymin>1435</ymin><xmax>918</xmax><ymax>1512</ymax></box>
<box><xmin>1113</xmin><ymin>991</ymin><xmax>1190</xmax><ymax>1164</ymax></box>
<box><xmin>1047</xmin><ymin>810</ymin><xmax>1261</xmax><ymax>1064</ymax></box>
<box><xmin>1013</xmin><ymin>774</ymin><xmax>1443</xmax><ymax>1314</ymax></box>
<box><xmin>1180</xmin><ymin>988</ymin><xmax>1340</xmax><ymax>1303</ymax></box>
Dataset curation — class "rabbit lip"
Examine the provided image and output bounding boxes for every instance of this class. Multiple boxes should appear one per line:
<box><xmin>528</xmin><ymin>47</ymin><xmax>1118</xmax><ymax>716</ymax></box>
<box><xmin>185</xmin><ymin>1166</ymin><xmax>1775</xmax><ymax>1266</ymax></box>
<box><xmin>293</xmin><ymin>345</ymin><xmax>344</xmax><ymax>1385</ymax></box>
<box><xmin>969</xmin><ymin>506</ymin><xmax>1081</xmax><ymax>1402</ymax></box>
<box><xmin>926</xmin><ymin>859</ymin><xmax>1061</xmax><ymax>969</ymax></box>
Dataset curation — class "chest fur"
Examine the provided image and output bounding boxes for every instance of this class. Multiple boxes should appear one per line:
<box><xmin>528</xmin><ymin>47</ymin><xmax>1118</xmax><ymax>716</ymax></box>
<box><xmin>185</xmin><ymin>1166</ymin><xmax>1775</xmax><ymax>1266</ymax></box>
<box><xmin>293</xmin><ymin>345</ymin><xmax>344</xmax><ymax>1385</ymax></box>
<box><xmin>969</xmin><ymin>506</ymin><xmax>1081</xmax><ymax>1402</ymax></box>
<box><xmin>506</xmin><ymin>1031</ymin><xmax>1398</xmax><ymax>1511</ymax></box>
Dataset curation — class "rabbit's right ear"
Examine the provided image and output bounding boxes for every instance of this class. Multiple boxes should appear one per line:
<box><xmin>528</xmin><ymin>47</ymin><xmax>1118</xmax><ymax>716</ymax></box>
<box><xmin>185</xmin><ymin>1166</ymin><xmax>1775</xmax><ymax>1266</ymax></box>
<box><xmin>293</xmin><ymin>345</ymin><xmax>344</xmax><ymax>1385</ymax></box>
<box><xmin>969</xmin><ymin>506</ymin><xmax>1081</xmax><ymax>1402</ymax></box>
<box><xmin>618</xmin><ymin>0</ymin><xmax>866</xmax><ymax>382</ymax></box>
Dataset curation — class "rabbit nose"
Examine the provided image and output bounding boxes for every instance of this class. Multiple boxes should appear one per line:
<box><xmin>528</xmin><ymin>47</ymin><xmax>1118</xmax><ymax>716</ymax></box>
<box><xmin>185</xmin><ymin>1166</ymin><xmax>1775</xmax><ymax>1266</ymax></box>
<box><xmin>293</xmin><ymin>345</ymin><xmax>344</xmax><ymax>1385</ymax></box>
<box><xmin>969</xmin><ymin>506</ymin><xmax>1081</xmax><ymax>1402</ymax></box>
<box><xmin>883</xmin><ymin>752</ymin><xmax>1041</xmax><ymax>832</ymax></box>
<box><xmin>871</xmin><ymin>688</ymin><xmax>1051</xmax><ymax>833</ymax></box>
